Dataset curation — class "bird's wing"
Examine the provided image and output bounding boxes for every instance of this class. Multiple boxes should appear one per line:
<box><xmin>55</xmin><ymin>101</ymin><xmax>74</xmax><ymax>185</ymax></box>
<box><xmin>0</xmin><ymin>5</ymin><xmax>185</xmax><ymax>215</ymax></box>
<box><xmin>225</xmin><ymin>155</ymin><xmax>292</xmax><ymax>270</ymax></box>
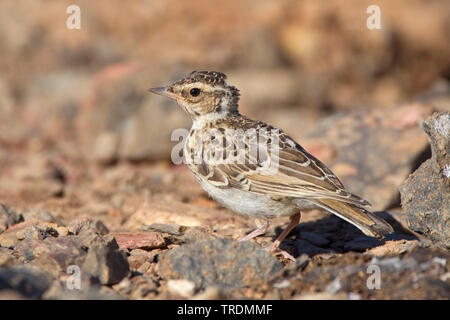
<box><xmin>188</xmin><ymin>123</ymin><xmax>370</xmax><ymax>207</ymax></box>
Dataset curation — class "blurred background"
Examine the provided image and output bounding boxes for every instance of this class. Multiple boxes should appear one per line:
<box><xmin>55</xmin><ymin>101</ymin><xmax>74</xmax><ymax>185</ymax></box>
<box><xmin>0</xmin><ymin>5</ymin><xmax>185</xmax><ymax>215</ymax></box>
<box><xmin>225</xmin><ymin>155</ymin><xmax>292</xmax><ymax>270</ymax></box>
<box><xmin>0</xmin><ymin>0</ymin><xmax>449</xmax><ymax>216</ymax></box>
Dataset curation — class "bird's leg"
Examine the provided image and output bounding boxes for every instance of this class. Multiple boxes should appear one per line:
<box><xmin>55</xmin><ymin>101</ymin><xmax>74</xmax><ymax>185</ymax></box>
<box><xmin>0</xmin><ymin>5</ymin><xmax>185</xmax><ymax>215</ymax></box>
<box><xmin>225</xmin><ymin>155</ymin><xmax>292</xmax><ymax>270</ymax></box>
<box><xmin>238</xmin><ymin>220</ymin><xmax>269</xmax><ymax>242</ymax></box>
<box><xmin>265</xmin><ymin>212</ymin><xmax>301</xmax><ymax>261</ymax></box>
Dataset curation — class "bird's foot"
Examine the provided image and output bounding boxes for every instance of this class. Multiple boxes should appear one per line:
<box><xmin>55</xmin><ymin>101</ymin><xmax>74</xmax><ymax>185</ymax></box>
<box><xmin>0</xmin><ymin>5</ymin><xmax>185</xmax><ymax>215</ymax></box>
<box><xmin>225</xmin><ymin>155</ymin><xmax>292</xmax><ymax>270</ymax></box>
<box><xmin>238</xmin><ymin>221</ymin><xmax>269</xmax><ymax>242</ymax></box>
<box><xmin>264</xmin><ymin>244</ymin><xmax>296</xmax><ymax>262</ymax></box>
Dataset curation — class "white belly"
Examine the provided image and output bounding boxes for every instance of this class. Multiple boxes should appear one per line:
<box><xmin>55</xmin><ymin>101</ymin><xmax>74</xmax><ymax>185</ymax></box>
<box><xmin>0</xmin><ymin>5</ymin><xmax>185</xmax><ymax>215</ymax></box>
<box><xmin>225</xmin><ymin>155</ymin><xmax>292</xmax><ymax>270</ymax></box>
<box><xmin>197</xmin><ymin>177</ymin><xmax>298</xmax><ymax>218</ymax></box>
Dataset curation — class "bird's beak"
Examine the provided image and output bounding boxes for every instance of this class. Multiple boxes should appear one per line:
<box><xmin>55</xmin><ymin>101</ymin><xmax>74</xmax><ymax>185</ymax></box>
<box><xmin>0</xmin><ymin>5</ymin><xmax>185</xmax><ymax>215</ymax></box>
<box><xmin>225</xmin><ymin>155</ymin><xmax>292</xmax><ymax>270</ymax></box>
<box><xmin>148</xmin><ymin>86</ymin><xmax>179</xmax><ymax>100</ymax></box>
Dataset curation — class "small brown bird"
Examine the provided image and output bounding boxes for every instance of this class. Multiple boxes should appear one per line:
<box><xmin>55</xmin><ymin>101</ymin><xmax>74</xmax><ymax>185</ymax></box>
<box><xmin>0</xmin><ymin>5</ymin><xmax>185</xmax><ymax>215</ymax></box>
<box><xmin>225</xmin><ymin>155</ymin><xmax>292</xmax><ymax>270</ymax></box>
<box><xmin>149</xmin><ymin>71</ymin><xmax>393</xmax><ymax>260</ymax></box>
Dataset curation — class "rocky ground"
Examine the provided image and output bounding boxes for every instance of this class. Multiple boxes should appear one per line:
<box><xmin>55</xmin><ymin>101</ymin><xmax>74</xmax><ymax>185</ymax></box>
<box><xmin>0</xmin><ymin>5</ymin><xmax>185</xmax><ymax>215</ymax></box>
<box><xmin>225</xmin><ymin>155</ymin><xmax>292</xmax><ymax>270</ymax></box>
<box><xmin>0</xmin><ymin>107</ymin><xmax>448</xmax><ymax>300</ymax></box>
<box><xmin>0</xmin><ymin>1</ymin><xmax>449</xmax><ymax>300</ymax></box>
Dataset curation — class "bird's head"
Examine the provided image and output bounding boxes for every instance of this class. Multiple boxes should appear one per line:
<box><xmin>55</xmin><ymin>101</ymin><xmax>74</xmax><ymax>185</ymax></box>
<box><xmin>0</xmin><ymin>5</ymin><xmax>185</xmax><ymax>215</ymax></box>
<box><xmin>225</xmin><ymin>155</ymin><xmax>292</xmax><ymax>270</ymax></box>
<box><xmin>148</xmin><ymin>71</ymin><xmax>240</xmax><ymax>121</ymax></box>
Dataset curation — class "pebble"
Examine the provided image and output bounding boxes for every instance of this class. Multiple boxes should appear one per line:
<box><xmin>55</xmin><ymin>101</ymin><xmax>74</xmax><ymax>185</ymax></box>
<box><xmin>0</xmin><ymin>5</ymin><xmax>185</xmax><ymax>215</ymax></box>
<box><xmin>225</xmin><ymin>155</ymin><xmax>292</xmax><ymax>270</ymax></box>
<box><xmin>167</xmin><ymin>279</ymin><xmax>196</xmax><ymax>298</ymax></box>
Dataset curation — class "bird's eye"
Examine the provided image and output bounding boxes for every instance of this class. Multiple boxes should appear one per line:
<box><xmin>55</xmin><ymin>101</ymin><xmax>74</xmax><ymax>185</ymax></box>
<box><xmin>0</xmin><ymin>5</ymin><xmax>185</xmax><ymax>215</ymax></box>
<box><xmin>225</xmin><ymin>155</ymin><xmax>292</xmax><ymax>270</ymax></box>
<box><xmin>190</xmin><ymin>88</ymin><xmax>201</xmax><ymax>97</ymax></box>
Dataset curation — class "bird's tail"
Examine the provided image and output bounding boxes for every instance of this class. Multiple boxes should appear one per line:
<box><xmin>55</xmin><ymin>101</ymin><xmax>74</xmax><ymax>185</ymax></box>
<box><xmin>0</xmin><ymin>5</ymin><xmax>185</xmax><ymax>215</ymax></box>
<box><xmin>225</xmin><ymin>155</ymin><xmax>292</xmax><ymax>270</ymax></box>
<box><xmin>308</xmin><ymin>199</ymin><xmax>394</xmax><ymax>239</ymax></box>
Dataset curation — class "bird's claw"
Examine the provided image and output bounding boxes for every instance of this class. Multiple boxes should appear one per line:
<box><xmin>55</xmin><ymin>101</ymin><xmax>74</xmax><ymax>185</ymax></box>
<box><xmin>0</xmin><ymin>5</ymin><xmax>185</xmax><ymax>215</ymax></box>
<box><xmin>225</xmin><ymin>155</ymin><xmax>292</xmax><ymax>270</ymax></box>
<box><xmin>264</xmin><ymin>246</ymin><xmax>296</xmax><ymax>262</ymax></box>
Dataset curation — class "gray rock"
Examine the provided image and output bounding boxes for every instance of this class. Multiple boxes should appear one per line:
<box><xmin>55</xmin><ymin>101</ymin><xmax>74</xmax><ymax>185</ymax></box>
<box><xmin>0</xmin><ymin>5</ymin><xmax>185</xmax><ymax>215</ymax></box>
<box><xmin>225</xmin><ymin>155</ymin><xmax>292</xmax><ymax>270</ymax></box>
<box><xmin>178</xmin><ymin>227</ymin><xmax>218</xmax><ymax>244</ymax></box>
<box><xmin>16</xmin><ymin>236</ymin><xmax>88</xmax><ymax>277</ymax></box>
<box><xmin>277</xmin><ymin>246</ymin><xmax>449</xmax><ymax>299</ymax></box>
<box><xmin>67</xmin><ymin>217</ymin><xmax>109</xmax><ymax>236</ymax></box>
<box><xmin>113</xmin><ymin>275</ymin><xmax>158</xmax><ymax>300</ymax></box>
<box><xmin>15</xmin><ymin>226</ymin><xmax>48</xmax><ymax>241</ymax></box>
<box><xmin>0</xmin><ymin>264</ymin><xmax>53</xmax><ymax>299</ymax></box>
<box><xmin>0</xmin><ymin>247</ymin><xmax>18</xmax><ymax>268</ymax></box>
<box><xmin>0</xmin><ymin>203</ymin><xmax>23</xmax><ymax>234</ymax></box>
<box><xmin>75</xmin><ymin>228</ymin><xmax>105</xmax><ymax>248</ymax></box>
<box><xmin>0</xmin><ymin>220</ymin><xmax>66</xmax><ymax>250</ymax></box>
<box><xmin>82</xmin><ymin>235</ymin><xmax>129</xmax><ymax>285</ymax></box>
<box><xmin>400</xmin><ymin>112</ymin><xmax>449</xmax><ymax>249</ymax></box>
<box><xmin>142</xmin><ymin>223</ymin><xmax>186</xmax><ymax>236</ymax></box>
<box><xmin>147</xmin><ymin>225</ymin><xmax>216</xmax><ymax>245</ymax></box>
<box><xmin>158</xmin><ymin>238</ymin><xmax>283</xmax><ymax>288</ymax></box>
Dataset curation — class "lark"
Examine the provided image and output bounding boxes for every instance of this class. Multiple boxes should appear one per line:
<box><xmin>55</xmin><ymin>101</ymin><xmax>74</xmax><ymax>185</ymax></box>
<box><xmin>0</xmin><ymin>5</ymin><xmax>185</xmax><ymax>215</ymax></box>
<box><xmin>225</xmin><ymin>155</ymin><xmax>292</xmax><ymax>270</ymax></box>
<box><xmin>149</xmin><ymin>71</ymin><xmax>393</xmax><ymax>260</ymax></box>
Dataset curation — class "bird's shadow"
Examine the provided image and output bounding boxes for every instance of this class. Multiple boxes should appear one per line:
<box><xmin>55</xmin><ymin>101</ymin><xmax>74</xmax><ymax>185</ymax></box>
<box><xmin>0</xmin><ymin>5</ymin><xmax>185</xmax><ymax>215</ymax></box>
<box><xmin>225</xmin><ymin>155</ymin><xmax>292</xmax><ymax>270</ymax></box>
<box><xmin>273</xmin><ymin>211</ymin><xmax>418</xmax><ymax>258</ymax></box>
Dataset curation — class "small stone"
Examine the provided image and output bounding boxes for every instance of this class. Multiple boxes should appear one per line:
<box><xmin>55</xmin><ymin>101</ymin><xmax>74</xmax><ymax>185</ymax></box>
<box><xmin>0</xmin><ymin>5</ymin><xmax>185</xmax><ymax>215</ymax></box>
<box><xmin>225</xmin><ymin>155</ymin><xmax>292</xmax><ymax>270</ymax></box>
<box><xmin>0</xmin><ymin>220</ymin><xmax>49</xmax><ymax>248</ymax></box>
<box><xmin>75</xmin><ymin>228</ymin><xmax>104</xmax><ymax>248</ymax></box>
<box><xmin>127</xmin><ymin>275</ymin><xmax>159</xmax><ymax>299</ymax></box>
<box><xmin>0</xmin><ymin>232</ymin><xmax>20</xmax><ymax>249</ymax></box>
<box><xmin>9</xmin><ymin>221</ymin><xmax>63</xmax><ymax>245</ymax></box>
<box><xmin>191</xmin><ymin>286</ymin><xmax>222</xmax><ymax>300</ymax></box>
<box><xmin>16</xmin><ymin>226</ymin><xmax>47</xmax><ymax>241</ymax></box>
<box><xmin>325</xmin><ymin>277</ymin><xmax>342</xmax><ymax>294</ymax></box>
<box><xmin>400</xmin><ymin>112</ymin><xmax>449</xmax><ymax>248</ymax></box>
<box><xmin>89</xmin><ymin>220</ymin><xmax>110</xmax><ymax>236</ymax></box>
<box><xmin>56</xmin><ymin>226</ymin><xmax>69</xmax><ymax>237</ymax></box>
<box><xmin>82</xmin><ymin>235</ymin><xmax>130</xmax><ymax>285</ymax></box>
<box><xmin>366</xmin><ymin>240</ymin><xmax>418</xmax><ymax>256</ymax></box>
<box><xmin>129</xmin><ymin>248</ymin><xmax>151</xmax><ymax>257</ymax></box>
<box><xmin>0</xmin><ymin>247</ymin><xmax>18</xmax><ymax>268</ymax></box>
<box><xmin>113</xmin><ymin>232</ymin><xmax>165</xmax><ymax>250</ymax></box>
<box><xmin>167</xmin><ymin>279</ymin><xmax>196</xmax><ymax>298</ymax></box>
<box><xmin>142</xmin><ymin>223</ymin><xmax>186</xmax><ymax>236</ymax></box>
<box><xmin>112</xmin><ymin>277</ymin><xmax>133</xmax><ymax>296</ymax></box>
<box><xmin>0</xmin><ymin>203</ymin><xmax>23</xmax><ymax>234</ymax></box>
<box><xmin>67</xmin><ymin>217</ymin><xmax>90</xmax><ymax>235</ymax></box>
<box><xmin>432</xmin><ymin>257</ymin><xmax>447</xmax><ymax>267</ymax></box>
<box><xmin>21</xmin><ymin>208</ymin><xmax>58</xmax><ymax>224</ymax></box>
<box><xmin>15</xmin><ymin>236</ymin><xmax>87</xmax><ymax>277</ymax></box>
<box><xmin>273</xmin><ymin>280</ymin><xmax>291</xmax><ymax>289</ymax></box>
<box><xmin>128</xmin><ymin>255</ymin><xmax>148</xmax><ymax>271</ymax></box>
<box><xmin>440</xmin><ymin>273</ymin><xmax>450</xmax><ymax>282</ymax></box>
<box><xmin>179</xmin><ymin>227</ymin><xmax>217</xmax><ymax>244</ymax></box>
<box><xmin>68</xmin><ymin>217</ymin><xmax>109</xmax><ymax>236</ymax></box>
<box><xmin>137</xmin><ymin>261</ymin><xmax>152</xmax><ymax>274</ymax></box>
<box><xmin>150</xmin><ymin>225</ymin><xmax>216</xmax><ymax>245</ymax></box>
<box><xmin>0</xmin><ymin>265</ymin><xmax>53</xmax><ymax>299</ymax></box>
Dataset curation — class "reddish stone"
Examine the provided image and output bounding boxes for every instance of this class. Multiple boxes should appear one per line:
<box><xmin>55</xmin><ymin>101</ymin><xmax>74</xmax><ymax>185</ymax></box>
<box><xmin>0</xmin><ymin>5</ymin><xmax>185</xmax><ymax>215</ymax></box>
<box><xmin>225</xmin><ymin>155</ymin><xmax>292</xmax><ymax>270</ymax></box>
<box><xmin>113</xmin><ymin>232</ymin><xmax>165</xmax><ymax>250</ymax></box>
